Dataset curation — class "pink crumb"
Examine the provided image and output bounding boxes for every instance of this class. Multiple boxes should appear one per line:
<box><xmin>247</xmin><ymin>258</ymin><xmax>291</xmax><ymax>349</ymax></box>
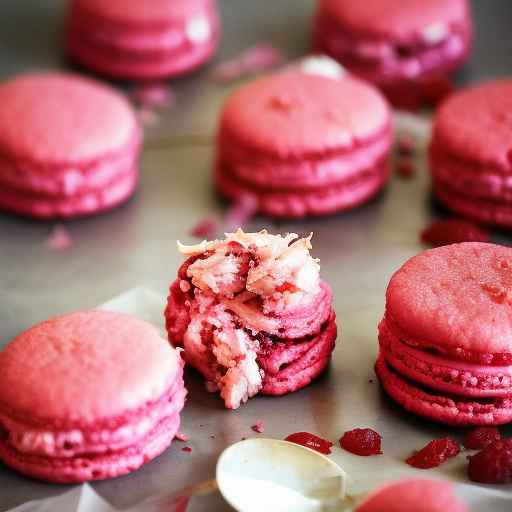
<box><xmin>397</xmin><ymin>134</ymin><xmax>417</xmax><ymax>155</ymax></box>
<box><xmin>189</xmin><ymin>216</ymin><xmax>219</xmax><ymax>239</ymax></box>
<box><xmin>175</xmin><ymin>432</ymin><xmax>190</xmax><ymax>442</ymax></box>
<box><xmin>137</xmin><ymin>107</ymin><xmax>159</xmax><ymax>127</ymax></box>
<box><xmin>46</xmin><ymin>224</ymin><xmax>73</xmax><ymax>250</ymax></box>
<box><xmin>421</xmin><ymin>218</ymin><xmax>490</xmax><ymax>247</ymax></box>
<box><xmin>132</xmin><ymin>82</ymin><xmax>174</xmax><ymax>109</ymax></box>
<box><xmin>224</xmin><ymin>194</ymin><xmax>259</xmax><ymax>232</ymax></box>
<box><xmin>181</xmin><ymin>446</ymin><xmax>193</xmax><ymax>453</ymax></box>
<box><xmin>251</xmin><ymin>420</ymin><xmax>265</xmax><ymax>434</ymax></box>
<box><xmin>396</xmin><ymin>160</ymin><xmax>416</xmax><ymax>178</ymax></box>
<box><xmin>212</xmin><ymin>44</ymin><xmax>284</xmax><ymax>82</ymax></box>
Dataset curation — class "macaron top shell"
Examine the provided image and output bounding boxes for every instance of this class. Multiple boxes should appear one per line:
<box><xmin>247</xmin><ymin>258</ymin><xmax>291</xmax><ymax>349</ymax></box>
<box><xmin>319</xmin><ymin>0</ymin><xmax>469</xmax><ymax>40</ymax></box>
<box><xmin>72</xmin><ymin>0</ymin><xmax>212</xmax><ymax>25</ymax></box>
<box><xmin>355</xmin><ymin>479</ymin><xmax>467</xmax><ymax>512</ymax></box>
<box><xmin>432</xmin><ymin>80</ymin><xmax>512</xmax><ymax>171</ymax></box>
<box><xmin>387</xmin><ymin>243</ymin><xmax>512</xmax><ymax>357</ymax></box>
<box><xmin>0</xmin><ymin>73</ymin><xmax>137</xmax><ymax>165</ymax></box>
<box><xmin>219</xmin><ymin>70</ymin><xmax>390</xmax><ymax>158</ymax></box>
<box><xmin>0</xmin><ymin>311</ymin><xmax>180</xmax><ymax>423</ymax></box>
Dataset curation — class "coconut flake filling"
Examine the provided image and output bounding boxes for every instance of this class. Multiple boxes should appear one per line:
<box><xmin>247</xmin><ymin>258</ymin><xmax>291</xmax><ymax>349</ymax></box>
<box><xmin>178</xmin><ymin>229</ymin><xmax>321</xmax><ymax>409</ymax></box>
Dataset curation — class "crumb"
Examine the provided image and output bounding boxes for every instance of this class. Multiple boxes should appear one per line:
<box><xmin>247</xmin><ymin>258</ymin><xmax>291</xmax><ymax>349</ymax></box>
<box><xmin>137</xmin><ymin>107</ymin><xmax>159</xmax><ymax>127</ymax></box>
<box><xmin>368</xmin><ymin>379</ymin><xmax>374</xmax><ymax>383</ymax></box>
<box><xmin>396</xmin><ymin>160</ymin><xmax>416</xmax><ymax>178</ymax></box>
<box><xmin>181</xmin><ymin>446</ymin><xmax>193</xmax><ymax>453</ymax></box>
<box><xmin>189</xmin><ymin>216</ymin><xmax>219</xmax><ymax>239</ymax></box>
<box><xmin>421</xmin><ymin>218</ymin><xmax>490</xmax><ymax>247</ymax></box>
<box><xmin>396</xmin><ymin>134</ymin><xmax>417</xmax><ymax>155</ymax></box>
<box><xmin>175</xmin><ymin>432</ymin><xmax>190</xmax><ymax>442</ymax></box>
<box><xmin>132</xmin><ymin>82</ymin><xmax>174</xmax><ymax>109</ymax></box>
<box><xmin>340</xmin><ymin>428</ymin><xmax>382</xmax><ymax>456</ymax></box>
<box><xmin>251</xmin><ymin>420</ymin><xmax>264</xmax><ymax>433</ymax></box>
<box><xmin>46</xmin><ymin>224</ymin><xmax>73</xmax><ymax>251</ymax></box>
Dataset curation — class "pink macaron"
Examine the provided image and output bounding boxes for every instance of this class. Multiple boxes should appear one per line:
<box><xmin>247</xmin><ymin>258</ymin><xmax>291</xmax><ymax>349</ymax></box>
<box><xmin>0</xmin><ymin>310</ymin><xmax>186</xmax><ymax>483</ymax></box>
<box><xmin>215</xmin><ymin>58</ymin><xmax>392</xmax><ymax>219</ymax></box>
<box><xmin>66</xmin><ymin>0</ymin><xmax>220</xmax><ymax>80</ymax></box>
<box><xmin>0</xmin><ymin>72</ymin><xmax>140</xmax><ymax>220</ymax></box>
<box><xmin>314</xmin><ymin>0</ymin><xmax>472</xmax><ymax>109</ymax></box>
<box><xmin>355</xmin><ymin>479</ymin><xmax>468</xmax><ymax>512</ymax></box>
<box><xmin>430</xmin><ymin>80</ymin><xmax>512</xmax><ymax>228</ymax></box>
<box><xmin>376</xmin><ymin>242</ymin><xmax>512</xmax><ymax>426</ymax></box>
<box><xmin>165</xmin><ymin>229</ymin><xmax>338</xmax><ymax>409</ymax></box>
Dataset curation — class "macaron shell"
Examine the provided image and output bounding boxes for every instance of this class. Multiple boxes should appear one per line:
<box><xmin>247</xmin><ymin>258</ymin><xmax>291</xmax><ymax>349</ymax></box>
<box><xmin>318</xmin><ymin>0</ymin><xmax>470</xmax><ymax>41</ymax></box>
<box><xmin>432</xmin><ymin>80</ymin><xmax>512</xmax><ymax>171</ymax></box>
<box><xmin>219</xmin><ymin>71</ymin><xmax>390</xmax><ymax>158</ymax></box>
<box><xmin>375</xmin><ymin>355</ymin><xmax>512</xmax><ymax>426</ymax></box>
<box><xmin>385</xmin><ymin>243</ymin><xmax>512</xmax><ymax>358</ymax></box>
<box><xmin>0</xmin><ymin>73</ymin><xmax>137</xmax><ymax>164</ymax></box>
<box><xmin>355</xmin><ymin>478</ymin><xmax>468</xmax><ymax>512</ymax></box>
<box><xmin>0</xmin><ymin>310</ymin><xmax>180</xmax><ymax>423</ymax></box>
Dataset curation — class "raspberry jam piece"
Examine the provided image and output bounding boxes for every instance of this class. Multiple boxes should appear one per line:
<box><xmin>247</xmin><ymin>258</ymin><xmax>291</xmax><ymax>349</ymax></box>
<box><xmin>252</xmin><ymin>420</ymin><xmax>264</xmax><ymax>434</ymax></box>
<box><xmin>468</xmin><ymin>438</ymin><xmax>512</xmax><ymax>484</ymax></box>
<box><xmin>285</xmin><ymin>432</ymin><xmax>333</xmax><ymax>455</ymax></box>
<box><xmin>406</xmin><ymin>438</ymin><xmax>460</xmax><ymax>469</ymax></box>
<box><xmin>421</xmin><ymin>219</ymin><xmax>490</xmax><ymax>247</ymax></box>
<box><xmin>464</xmin><ymin>427</ymin><xmax>501</xmax><ymax>450</ymax></box>
<box><xmin>396</xmin><ymin>160</ymin><xmax>416</xmax><ymax>178</ymax></box>
<box><xmin>397</xmin><ymin>134</ymin><xmax>417</xmax><ymax>155</ymax></box>
<box><xmin>339</xmin><ymin>428</ymin><xmax>382</xmax><ymax>456</ymax></box>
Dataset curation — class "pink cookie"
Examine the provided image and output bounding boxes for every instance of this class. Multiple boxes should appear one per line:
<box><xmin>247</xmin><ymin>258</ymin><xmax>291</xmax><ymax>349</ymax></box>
<box><xmin>314</xmin><ymin>0</ymin><xmax>472</xmax><ymax>109</ymax></box>
<box><xmin>215</xmin><ymin>61</ymin><xmax>392</xmax><ymax>219</ymax></box>
<box><xmin>66</xmin><ymin>0</ymin><xmax>220</xmax><ymax>80</ymax></box>
<box><xmin>0</xmin><ymin>310</ymin><xmax>186</xmax><ymax>483</ymax></box>
<box><xmin>0</xmin><ymin>72</ymin><xmax>140</xmax><ymax>220</ymax></box>
<box><xmin>430</xmin><ymin>80</ymin><xmax>512</xmax><ymax>228</ymax></box>
<box><xmin>165</xmin><ymin>230</ymin><xmax>338</xmax><ymax>409</ymax></box>
<box><xmin>376</xmin><ymin>242</ymin><xmax>512</xmax><ymax>426</ymax></box>
<box><xmin>355</xmin><ymin>479</ymin><xmax>468</xmax><ymax>512</ymax></box>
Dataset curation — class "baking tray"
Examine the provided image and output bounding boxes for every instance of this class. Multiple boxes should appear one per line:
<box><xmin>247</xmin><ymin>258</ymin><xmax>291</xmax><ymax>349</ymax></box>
<box><xmin>1</xmin><ymin>1</ymin><xmax>512</xmax><ymax>510</ymax></box>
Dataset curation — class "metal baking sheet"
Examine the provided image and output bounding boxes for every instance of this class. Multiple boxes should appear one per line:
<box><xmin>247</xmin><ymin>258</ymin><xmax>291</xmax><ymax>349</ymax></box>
<box><xmin>1</xmin><ymin>1</ymin><xmax>512</xmax><ymax>510</ymax></box>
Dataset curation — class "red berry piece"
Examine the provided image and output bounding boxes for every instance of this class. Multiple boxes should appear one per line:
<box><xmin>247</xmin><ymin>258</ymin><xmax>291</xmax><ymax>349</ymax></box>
<box><xmin>421</xmin><ymin>219</ymin><xmax>490</xmax><ymax>247</ymax></box>
<box><xmin>251</xmin><ymin>420</ymin><xmax>264</xmax><ymax>434</ymax></box>
<box><xmin>285</xmin><ymin>432</ymin><xmax>333</xmax><ymax>455</ymax></box>
<box><xmin>468</xmin><ymin>438</ymin><xmax>512</xmax><ymax>484</ymax></box>
<box><xmin>181</xmin><ymin>446</ymin><xmax>193</xmax><ymax>453</ymax></box>
<box><xmin>464</xmin><ymin>427</ymin><xmax>501</xmax><ymax>450</ymax></box>
<box><xmin>339</xmin><ymin>428</ymin><xmax>383</xmax><ymax>456</ymax></box>
<box><xmin>406</xmin><ymin>438</ymin><xmax>460</xmax><ymax>469</ymax></box>
<box><xmin>396</xmin><ymin>160</ymin><xmax>416</xmax><ymax>178</ymax></box>
<box><xmin>396</xmin><ymin>134</ymin><xmax>417</xmax><ymax>156</ymax></box>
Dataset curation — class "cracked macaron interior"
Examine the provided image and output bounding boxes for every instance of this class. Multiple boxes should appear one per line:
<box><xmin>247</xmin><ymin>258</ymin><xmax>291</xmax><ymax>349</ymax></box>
<box><xmin>165</xmin><ymin>229</ymin><xmax>337</xmax><ymax>409</ymax></box>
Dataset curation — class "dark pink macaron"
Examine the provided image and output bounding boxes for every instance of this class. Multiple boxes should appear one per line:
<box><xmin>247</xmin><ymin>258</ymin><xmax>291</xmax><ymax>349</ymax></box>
<box><xmin>376</xmin><ymin>242</ymin><xmax>512</xmax><ymax>426</ymax></box>
<box><xmin>165</xmin><ymin>229</ymin><xmax>338</xmax><ymax>409</ymax></box>
<box><xmin>215</xmin><ymin>58</ymin><xmax>392</xmax><ymax>219</ymax></box>
<box><xmin>66</xmin><ymin>0</ymin><xmax>220</xmax><ymax>80</ymax></box>
<box><xmin>314</xmin><ymin>0</ymin><xmax>472</xmax><ymax>108</ymax></box>
<box><xmin>430</xmin><ymin>80</ymin><xmax>512</xmax><ymax>228</ymax></box>
<box><xmin>0</xmin><ymin>310</ymin><xmax>186</xmax><ymax>483</ymax></box>
<box><xmin>0</xmin><ymin>72</ymin><xmax>140</xmax><ymax>219</ymax></box>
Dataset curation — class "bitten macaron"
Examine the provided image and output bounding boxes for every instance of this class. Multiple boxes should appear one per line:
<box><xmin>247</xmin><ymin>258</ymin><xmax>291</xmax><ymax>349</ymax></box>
<box><xmin>66</xmin><ymin>0</ymin><xmax>220</xmax><ymax>80</ymax></box>
<box><xmin>215</xmin><ymin>57</ymin><xmax>392</xmax><ymax>218</ymax></box>
<box><xmin>0</xmin><ymin>72</ymin><xmax>140</xmax><ymax>219</ymax></box>
<box><xmin>165</xmin><ymin>229</ymin><xmax>338</xmax><ymax>409</ymax></box>
<box><xmin>430</xmin><ymin>80</ymin><xmax>512</xmax><ymax>228</ymax></box>
<box><xmin>376</xmin><ymin>242</ymin><xmax>512</xmax><ymax>426</ymax></box>
<box><xmin>0</xmin><ymin>310</ymin><xmax>186</xmax><ymax>483</ymax></box>
<box><xmin>314</xmin><ymin>0</ymin><xmax>472</xmax><ymax>108</ymax></box>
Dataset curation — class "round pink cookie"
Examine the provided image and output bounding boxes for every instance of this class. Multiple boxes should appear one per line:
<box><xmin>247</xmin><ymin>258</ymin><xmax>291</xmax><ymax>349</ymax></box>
<box><xmin>216</xmin><ymin>69</ymin><xmax>392</xmax><ymax>218</ymax></box>
<box><xmin>376</xmin><ymin>242</ymin><xmax>512</xmax><ymax>426</ymax></box>
<box><xmin>355</xmin><ymin>478</ymin><xmax>468</xmax><ymax>512</ymax></box>
<box><xmin>314</xmin><ymin>0</ymin><xmax>472</xmax><ymax>108</ymax></box>
<box><xmin>430</xmin><ymin>80</ymin><xmax>512</xmax><ymax>227</ymax></box>
<box><xmin>66</xmin><ymin>0</ymin><xmax>220</xmax><ymax>80</ymax></box>
<box><xmin>0</xmin><ymin>310</ymin><xmax>186</xmax><ymax>483</ymax></box>
<box><xmin>0</xmin><ymin>72</ymin><xmax>140</xmax><ymax>219</ymax></box>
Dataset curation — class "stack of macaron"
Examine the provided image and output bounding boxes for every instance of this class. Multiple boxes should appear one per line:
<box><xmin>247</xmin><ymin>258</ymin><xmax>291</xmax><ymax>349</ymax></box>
<box><xmin>66</xmin><ymin>0</ymin><xmax>220</xmax><ymax>80</ymax></box>
<box><xmin>165</xmin><ymin>229</ymin><xmax>338</xmax><ymax>409</ymax></box>
<box><xmin>215</xmin><ymin>57</ymin><xmax>392</xmax><ymax>219</ymax></box>
<box><xmin>376</xmin><ymin>242</ymin><xmax>512</xmax><ymax>426</ymax></box>
<box><xmin>0</xmin><ymin>72</ymin><xmax>140</xmax><ymax>219</ymax></box>
<box><xmin>430</xmin><ymin>80</ymin><xmax>512</xmax><ymax>228</ymax></box>
<box><xmin>0</xmin><ymin>310</ymin><xmax>186</xmax><ymax>483</ymax></box>
<box><xmin>314</xmin><ymin>0</ymin><xmax>473</xmax><ymax>108</ymax></box>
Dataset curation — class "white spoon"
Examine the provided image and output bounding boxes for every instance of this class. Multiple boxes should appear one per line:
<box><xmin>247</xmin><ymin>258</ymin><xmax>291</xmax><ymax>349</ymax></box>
<box><xmin>126</xmin><ymin>438</ymin><xmax>349</xmax><ymax>512</ymax></box>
